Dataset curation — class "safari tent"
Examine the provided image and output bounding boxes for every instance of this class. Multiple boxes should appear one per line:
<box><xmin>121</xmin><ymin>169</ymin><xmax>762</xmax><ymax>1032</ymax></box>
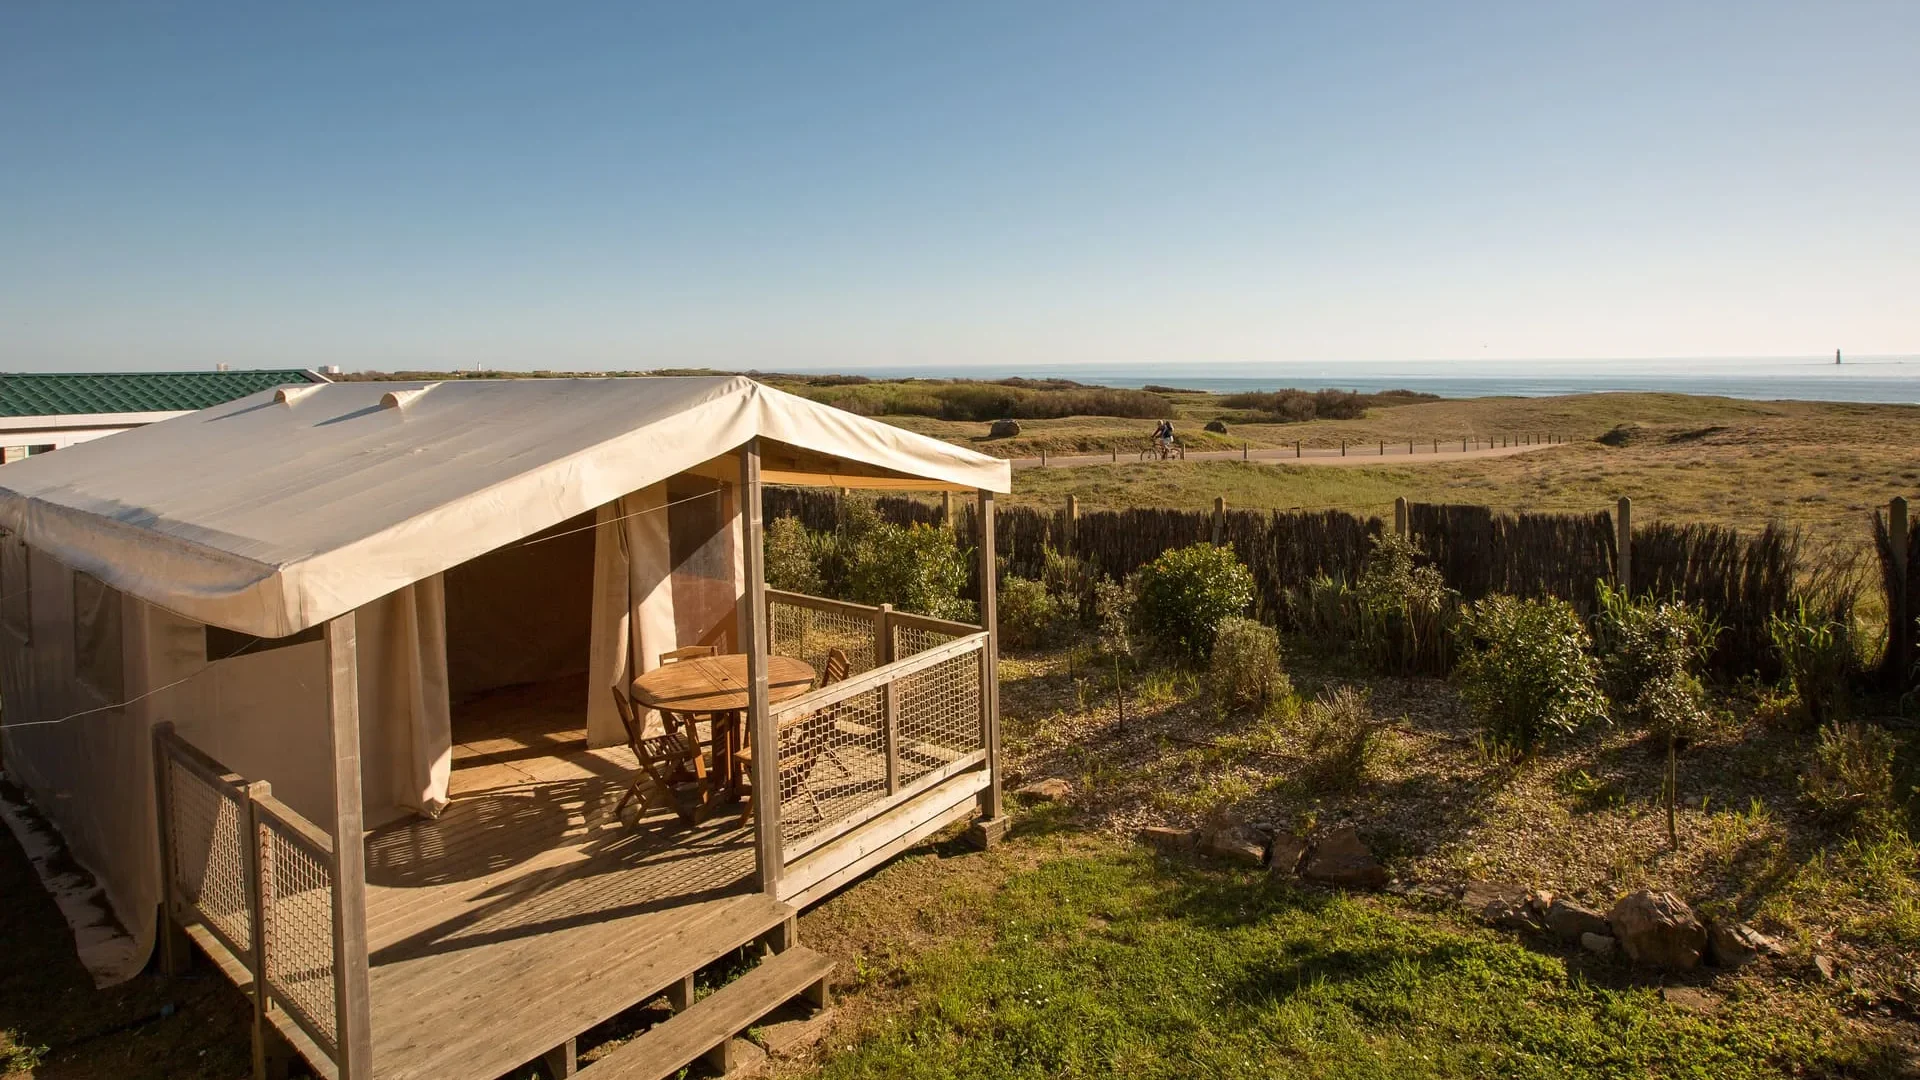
<box><xmin>0</xmin><ymin>375</ymin><xmax>1010</xmax><ymax>1080</ymax></box>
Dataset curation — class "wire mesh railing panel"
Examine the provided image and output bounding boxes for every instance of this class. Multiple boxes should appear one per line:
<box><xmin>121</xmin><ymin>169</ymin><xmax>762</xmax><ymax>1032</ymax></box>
<box><xmin>261</xmin><ymin>821</ymin><xmax>338</xmax><ymax>1050</ymax></box>
<box><xmin>769</xmin><ymin>599</ymin><xmax>877</xmax><ymax>675</ymax></box>
<box><xmin>776</xmin><ymin>683</ymin><xmax>890</xmax><ymax>844</ymax></box>
<box><xmin>894</xmin><ymin>650</ymin><xmax>984</xmax><ymax>789</ymax></box>
<box><xmin>165</xmin><ymin>759</ymin><xmax>252</xmax><ymax>959</ymax></box>
<box><xmin>892</xmin><ymin>622</ymin><xmax>967</xmax><ymax>662</ymax></box>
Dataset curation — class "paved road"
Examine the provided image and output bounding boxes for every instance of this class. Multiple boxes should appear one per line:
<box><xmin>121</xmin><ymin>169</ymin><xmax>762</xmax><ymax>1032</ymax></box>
<box><xmin>1009</xmin><ymin>440</ymin><xmax>1559</xmax><ymax>470</ymax></box>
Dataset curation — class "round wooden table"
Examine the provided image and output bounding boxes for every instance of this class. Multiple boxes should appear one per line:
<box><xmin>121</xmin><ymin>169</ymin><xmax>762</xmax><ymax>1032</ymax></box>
<box><xmin>631</xmin><ymin>654</ymin><xmax>817</xmax><ymax>796</ymax></box>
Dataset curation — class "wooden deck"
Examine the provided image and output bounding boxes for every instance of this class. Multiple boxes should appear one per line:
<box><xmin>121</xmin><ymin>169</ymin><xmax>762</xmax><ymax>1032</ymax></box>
<box><xmin>360</xmin><ymin>679</ymin><xmax>776</xmax><ymax>1080</ymax></box>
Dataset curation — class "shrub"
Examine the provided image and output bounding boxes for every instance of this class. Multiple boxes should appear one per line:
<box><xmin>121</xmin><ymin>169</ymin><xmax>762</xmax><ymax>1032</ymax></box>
<box><xmin>1591</xmin><ymin>582</ymin><xmax>1716</xmax><ymax>736</ymax></box>
<box><xmin>1454</xmin><ymin>594</ymin><xmax>1608</xmax><ymax>753</ymax></box>
<box><xmin>1298</xmin><ymin>685</ymin><xmax>1382</xmax><ymax>790</ymax></box>
<box><xmin>1768</xmin><ymin>598</ymin><xmax>1858</xmax><ymax>725</ymax></box>
<box><xmin>1041</xmin><ymin>545</ymin><xmax>1100</xmax><ymax>625</ymax></box>
<box><xmin>1802</xmin><ymin>721</ymin><xmax>1902</xmax><ymax>832</ymax></box>
<box><xmin>1133</xmin><ymin>544</ymin><xmax>1255</xmax><ymax>662</ymax></box>
<box><xmin>763</xmin><ymin>516</ymin><xmax>824</xmax><ymax>595</ymax></box>
<box><xmin>1352</xmin><ymin>531</ymin><xmax>1457</xmax><ymax>675</ymax></box>
<box><xmin>845</xmin><ymin>521</ymin><xmax>974</xmax><ymax>622</ymax></box>
<box><xmin>999</xmin><ymin>576</ymin><xmax>1070</xmax><ymax>649</ymax></box>
<box><xmin>1208</xmin><ymin>616</ymin><xmax>1289</xmax><ymax>712</ymax></box>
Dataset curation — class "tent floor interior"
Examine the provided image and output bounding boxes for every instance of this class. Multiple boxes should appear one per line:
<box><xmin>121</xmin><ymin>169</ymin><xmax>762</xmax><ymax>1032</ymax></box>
<box><xmin>357</xmin><ymin>677</ymin><xmax>775</xmax><ymax>1080</ymax></box>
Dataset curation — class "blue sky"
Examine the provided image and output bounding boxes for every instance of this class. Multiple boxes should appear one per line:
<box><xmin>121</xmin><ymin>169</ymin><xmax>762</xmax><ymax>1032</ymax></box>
<box><xmin>2</xmin><ymin>1</ymin><xmax>1916</xmax><ymax>373</ymax></box>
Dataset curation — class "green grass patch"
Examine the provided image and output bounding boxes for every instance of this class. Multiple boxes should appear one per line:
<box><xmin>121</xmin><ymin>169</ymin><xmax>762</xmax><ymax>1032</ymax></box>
<box><xmin>818</xmin><ymin>846</ymin><xmax>1898</xmax><ymax>1079</ymax></box>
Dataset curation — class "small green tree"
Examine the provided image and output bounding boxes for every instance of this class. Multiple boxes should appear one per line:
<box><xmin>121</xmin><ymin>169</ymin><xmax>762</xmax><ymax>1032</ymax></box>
<box><xmin>1133</xmin><ymin>543</ymin><xmax>1255</xmax><ymax>662</ymax></box>
<box><xmin>1455</xmin><ymin>594</ymin><xmax>1608</xmax><ymax>753</ymax></box>
<box><xmin>1591</xmin><ymin>582</ymin><xmax>1716</xmax><ymax>736</ymax></box>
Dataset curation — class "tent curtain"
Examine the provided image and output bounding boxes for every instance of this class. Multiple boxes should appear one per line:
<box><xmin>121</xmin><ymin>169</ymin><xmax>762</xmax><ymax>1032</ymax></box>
<box><xmin>586</xmin><ymin>485</ymin><xmax>677</xmax><ymax>748</ymax></box>
<box><xmin>356</xmin><ymin>576</ymin><xmax>452</xmax><ymax>822</ymax></box>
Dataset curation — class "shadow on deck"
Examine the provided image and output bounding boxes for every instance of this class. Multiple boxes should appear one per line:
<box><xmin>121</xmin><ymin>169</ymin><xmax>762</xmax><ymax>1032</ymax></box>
<box><xmin>359</xmin><ymin>681</ymin><xmax>777</xmax><ymax>1080</ymax></box>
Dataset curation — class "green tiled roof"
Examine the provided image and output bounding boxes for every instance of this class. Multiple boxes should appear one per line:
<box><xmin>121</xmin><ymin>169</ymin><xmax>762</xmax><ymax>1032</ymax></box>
<box><xmin>0</xmin><ymin>370</ymin><xmax>321</xmax><ymax>418</ymax></box>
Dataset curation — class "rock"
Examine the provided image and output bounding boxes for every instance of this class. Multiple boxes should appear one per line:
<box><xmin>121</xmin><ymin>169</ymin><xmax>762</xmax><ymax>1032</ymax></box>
<box><xmin>1580</xmin><ymin>932</ymin><xmax>1617</xmax><ymax>956</ymax></box>
<box><xmin>1268</xmin><ymin>834</ymin><xmax>1309</xmax><ymax>877</ymax></box>
<box><xmin>1014</xmin><ymin>778</ymin><xmax>1073</xmax><ymax>803</ymax></box>
<box><xmin>1200</xmin><ymin>824</ymin><xmax>1267</xmax><ymax>866</ymax></box>
<box><xmin>1661</xmin><ymin>986</ymin><xmax>1716</xmax><ymax>1014</ymax></box>
<box><xmin>1707</xmin><ymin>921</ymin><xmax>1783</xmax><ymax>969</ymax></box>
<box><xmin>1813</xmin><ymin>954</ymin><xmax>1841</xmax><ymax>983</ymax></box>
<box><xmin>989</xmin><ymin>418</ymin><xmax>1021</xmax><ymax>438</ymax></box>
<box><xmin>1608</xmin><ymin>890</ymin><xmax>1707</xmax><ymax>971</ymax></box>
<box><xmin>1204</xmin><ymin>419</ymin><xmax>1229</xmax><ymax>434</ymax></box>
<box><xmin>1460</xmin><ymin>880</ymin><xmax>1527</xmax><ymax>924</ymax></box>
<box><xmin>1301</xmin><ymin>826</ymin><xmax>1388</xmax><ymax>890</ymax></box>
<box><xmin>1482</xmin><ymin>896</ymin><xmax>1545</xmax><ymax>933</ymax></box>
<box><xmin>1545</xmin><ymin>898</ymin><xmax>1613</xmax><ymax>943</ymax></box>
<box><xmin>1138</xmin><ymin>825</ymin><xmax>1197</xmax><ymax>852</ymax></box>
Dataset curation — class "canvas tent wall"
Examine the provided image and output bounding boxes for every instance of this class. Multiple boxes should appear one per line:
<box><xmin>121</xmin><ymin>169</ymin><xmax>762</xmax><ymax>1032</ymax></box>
<box><xmin>0</xmin><ymin>376</ymin><xmax>1009</xmax><ymax>983</ymax></box>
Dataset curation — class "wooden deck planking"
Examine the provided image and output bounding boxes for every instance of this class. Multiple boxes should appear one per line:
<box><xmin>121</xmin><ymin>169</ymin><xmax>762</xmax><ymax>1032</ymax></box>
<box><xmin>360</xmin><ymin>679</ymin><xmax>769</xmax><ymax>1080</ymax></box>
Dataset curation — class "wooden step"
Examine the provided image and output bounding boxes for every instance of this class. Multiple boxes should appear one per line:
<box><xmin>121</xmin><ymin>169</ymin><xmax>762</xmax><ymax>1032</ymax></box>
<box><xmin>576</xmin><ymin>946</ymin><xmax>835</xmax><ymax>1080</ymax></box>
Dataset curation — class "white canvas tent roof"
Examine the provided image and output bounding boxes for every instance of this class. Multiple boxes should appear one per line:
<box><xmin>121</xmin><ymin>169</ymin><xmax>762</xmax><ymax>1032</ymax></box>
<box><xmin>0</xmin><ymin>375</ymin><xmax>1009</xmax><ymax>639</ymax></box>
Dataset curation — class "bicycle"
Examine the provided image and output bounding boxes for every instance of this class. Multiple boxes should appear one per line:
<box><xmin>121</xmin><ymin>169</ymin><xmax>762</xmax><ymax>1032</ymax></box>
<box><xmin>1139</xmin><ymin>439</ymin><xmax>1186</xmax><ymax>462</ymax></box>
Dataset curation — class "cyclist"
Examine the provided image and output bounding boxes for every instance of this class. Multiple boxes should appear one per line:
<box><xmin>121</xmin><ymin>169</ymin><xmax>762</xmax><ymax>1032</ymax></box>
<box><xmin>1153</xmin><ymin>419</ymin><xmax>1175</xmax><ymax>458</ymax></box>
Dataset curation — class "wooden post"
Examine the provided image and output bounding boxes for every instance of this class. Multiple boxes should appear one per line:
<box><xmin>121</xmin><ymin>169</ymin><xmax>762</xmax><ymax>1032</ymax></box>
<box><xmin>1378</xmin><ymin>440</ymin><xmax>1384</xmax><ymax>456</ymax></box>
<box><xmin>1211</xmin><ymin>496</ymin><xmax>1226</xmax><ymax>546</ymax></box>
<box><xmin>1039</xmin><ymin>447</ymin><xmax>1047</xmax><ymax>467</ymax></box>
<box><xmin>324</xmin><ymin>613</ymin><xmax>373</xmax><ymax>1080</ymax></box>
<box><xmin>151</xmin><ymin>723</ymin><xmax>192</xmax><ymax>977</ymax></box>
<box><xmin>244</xmin><ymin>780</ymin><xmax>275</xmax><ymax>1080</ymax></box>
<box><xmin>740</xmin><ymin>440</ymin><xmax>780</xmax><ymax>892</ymax></box>
<box><xmin>1892</xmin><ymin>496</ymin><xmax>1910</xmax><ymax>679</ymax></box>
<box><xmin>542</xmin><ymin>1040</ymin><xmax>578</xmax><ymax>1078</ymax></box>
<box><xmin>941</xmin><ymin>491</ymin><xmax>955</xmax><ymax>530</ymax></box>
<box><xmin>1461</xmin><ymin>437</ymin><xmax>1467</xmax><ymax>452</ymax></box>
<box><xmin>1110</xmin><ymin>446</ymin><xmax>1117</xmax><ymax>463</ymax></box>
<box><xmin>1295</xmin><ymin>440</ymin><xmax>1301</xmax><ymax>458</ymax></box>
<box><xmin>967</xmin><ymin>489</ymin><xmax>1006</xmax><ymax>848</ymax></box>
<box><xmin>877</xmin><ymin>604</ymin><xmax>898</xmax><ymax>795</ymax></box>
<box><xmin>1242</xmin><ymin>442</ymin><xmax>1248</xmax><ymax>461</ymax></box>
<box><xmin>1064</xmin><ymin>494</ymin><xmax>1079</xmax><ymax>549</ymax></box>
<box><xmin>1394</xmin><ymin>497</ymin><xmax>1408</xmax><ymax>537</ymax></box>
<box><xmin>1616</xmin><ymin>496</ymin><xmax>1633</xmax><ymax>596</ymax></box>
<box><xmin>1407</xmin><ymin>440</ymin><xmax>1413</xmax><ymax>455</ymax></box>
<box><xmin>1340</xmin><ymin>440</ymin><xmax>1346</xmax><ymax>456</ymax></box>
<box><xmin>1432</xmin><ymin>439</ymin><xmax>1437</xmax><ymax>454</ymax></box>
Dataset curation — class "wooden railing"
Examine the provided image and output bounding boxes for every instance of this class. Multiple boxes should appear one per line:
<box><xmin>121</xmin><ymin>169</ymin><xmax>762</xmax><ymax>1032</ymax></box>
<box><xmin>154</xmin><ymin>723</ymin><xmax>354</xmax><ymax>1075</ymax></box>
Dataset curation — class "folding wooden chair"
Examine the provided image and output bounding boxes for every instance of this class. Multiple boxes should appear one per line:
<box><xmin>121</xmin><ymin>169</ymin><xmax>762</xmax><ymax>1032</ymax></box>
<box><xmin>654</xmin><ymin>644</ymin><xmax>720</xmax><ymax>751</ymax></box>
<box><xmin>733</xmin><ymin>650</ymin><xmax>849</xmax><ymax>829</ymax></box>
<box><xmin>609</xmin><ymin>686</ymin><xmax>711</xmax><ymax>825</ymax></box>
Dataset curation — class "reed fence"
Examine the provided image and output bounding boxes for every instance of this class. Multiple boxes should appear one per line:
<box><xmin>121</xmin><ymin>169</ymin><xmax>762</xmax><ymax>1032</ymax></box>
<box><xmin>765</xmin><ymin>486</ymin><xmax>1915</xmax><ymax>684</ymax></box>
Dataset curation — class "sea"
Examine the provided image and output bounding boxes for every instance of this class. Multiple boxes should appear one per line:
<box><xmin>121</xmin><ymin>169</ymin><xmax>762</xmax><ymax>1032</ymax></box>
<box><xmin>788</xmin><ymin>357</ymin><xmax>1920</xmax><ymax>405</ymax></box>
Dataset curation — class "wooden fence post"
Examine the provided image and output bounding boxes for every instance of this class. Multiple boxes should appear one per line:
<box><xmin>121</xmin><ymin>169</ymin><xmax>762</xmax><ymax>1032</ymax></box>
<box><xmin>1394</xmin><ymin>497</ymin><xmax>1408</xmax><ymax>537</ymax></box>
<box><xmin>1065</xmin><ymin>494</ymin><xmax>1079</xmax><ymax>548</ymax></box>
<box><xmin>942</xmin><ymin>491</ymin><xmax>955</xmax><ymax>530</ymax></box>
<box><xmin>1110</xmin><ymin>446</ymin><xmax>1117</xmax><ymax>463</ymax></box>
<box><xmin>1212</xmin><ymin>496</ymin><xmax>1226</xmax><ymax>546</ymax></box>
<box><xmin>1242</xmin><ymin>442</ymin><xmax>1248</xmax><ymax>461</ymax></box>
<box><xmin>1378</xmin><ymin>440</ymin><xmax>1384</xmax><ymax>455</ymax></box>
<box><xmin>1295</xmin><ymin>440</ymin><xmax>1301</xmax><ymax>458</ymax></box>
<box><xmin>1461</xmin><ymin>437</ymin><xmax>1467</xmax><ymax>452</ymax></box>
<box><xmin>1340</xmin><ymin>440</ymin><xmax>1346</xmax><ymax>456</ymax></box>
<box><xmin>1892</xmin><ymin>496</ymin><xmax>1910</xmax><ymax>679</ymax></box>
<box><xmin>1616</xmin><ymin>496</ymin><xmax>1633</xmax><ymax>596</ymax></box>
